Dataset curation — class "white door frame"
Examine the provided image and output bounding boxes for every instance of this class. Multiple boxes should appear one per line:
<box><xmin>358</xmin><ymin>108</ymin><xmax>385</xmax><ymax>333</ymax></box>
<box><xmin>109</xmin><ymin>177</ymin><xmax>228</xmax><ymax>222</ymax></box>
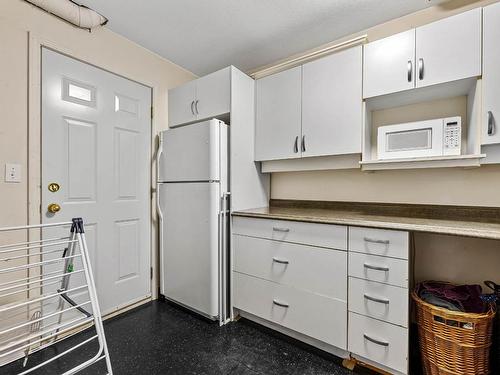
<box><xmin>28</xmin><ymin>33</ymin><xmax>159</xmax><ymax>315</ymax></box>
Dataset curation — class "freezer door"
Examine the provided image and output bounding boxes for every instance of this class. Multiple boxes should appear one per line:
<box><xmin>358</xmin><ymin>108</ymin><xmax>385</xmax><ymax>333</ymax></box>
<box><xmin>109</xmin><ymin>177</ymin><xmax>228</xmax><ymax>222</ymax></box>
<box><xmin>159</xmin><ymin>182</ymin><xmax>220</xmax><ymax>318</ymax></box>
<box><xmin>158</xmin><ymin>119</ymin><xmax>222</xmax><ymax>182</ymax></box>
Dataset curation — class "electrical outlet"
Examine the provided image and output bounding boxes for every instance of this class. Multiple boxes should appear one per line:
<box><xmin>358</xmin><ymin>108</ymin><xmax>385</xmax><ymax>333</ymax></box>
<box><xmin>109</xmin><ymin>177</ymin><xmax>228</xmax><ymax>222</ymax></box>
<box><xmin>5</xmin><ymin>163</ymin><xmax>21</xmax><ymax>183</ymax></box>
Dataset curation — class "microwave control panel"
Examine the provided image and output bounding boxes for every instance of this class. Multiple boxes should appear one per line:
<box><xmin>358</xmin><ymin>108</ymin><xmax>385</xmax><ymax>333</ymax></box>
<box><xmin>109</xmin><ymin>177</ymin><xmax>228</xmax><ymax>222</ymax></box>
<box><xmin>443</xmin><ymin>117</ymin><xmax>461</xmax><ymax>156</ymax></box>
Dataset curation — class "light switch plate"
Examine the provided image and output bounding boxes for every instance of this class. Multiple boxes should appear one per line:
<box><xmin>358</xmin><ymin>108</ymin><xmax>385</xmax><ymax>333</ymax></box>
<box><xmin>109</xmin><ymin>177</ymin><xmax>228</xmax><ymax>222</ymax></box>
<box><xmin>5</xmin><ymin>163</ymin><xmax>21</xmax><ymax>183</ymax></box>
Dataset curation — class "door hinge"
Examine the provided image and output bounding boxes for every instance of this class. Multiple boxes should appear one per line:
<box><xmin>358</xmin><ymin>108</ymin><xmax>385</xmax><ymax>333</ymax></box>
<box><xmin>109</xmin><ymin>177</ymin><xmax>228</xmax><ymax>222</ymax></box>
<box><xmin>150</xmin><ymin>267</ymin><xmax>153</xmax><ymax>280</ymax></box>
<box><xmin>150</xmin><ymin>106</ymin><xmax>154</xmax><ymax>119</ymax></box>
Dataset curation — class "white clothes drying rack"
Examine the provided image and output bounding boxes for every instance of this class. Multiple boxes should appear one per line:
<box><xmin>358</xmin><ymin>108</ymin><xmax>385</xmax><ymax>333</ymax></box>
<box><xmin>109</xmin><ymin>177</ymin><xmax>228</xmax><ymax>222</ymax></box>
<box><xmin>0</xmin><ymin>218</ymin><xmax>112</xmax><ymax>374</ymax></box>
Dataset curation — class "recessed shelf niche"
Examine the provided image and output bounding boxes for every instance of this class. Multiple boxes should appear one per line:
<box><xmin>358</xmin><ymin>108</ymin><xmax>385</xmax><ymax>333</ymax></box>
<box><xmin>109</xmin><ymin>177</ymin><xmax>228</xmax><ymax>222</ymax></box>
<box><xmin>361</xmin><ymin>78</ymin><xmax>484</xmax><ymax>171</ymax></box>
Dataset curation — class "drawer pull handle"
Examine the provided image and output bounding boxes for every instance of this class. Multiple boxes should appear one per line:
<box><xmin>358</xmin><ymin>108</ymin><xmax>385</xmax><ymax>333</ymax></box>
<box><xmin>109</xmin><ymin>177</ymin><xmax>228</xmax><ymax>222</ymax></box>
<box><xmin>363</xmin><ymin>237</ymin><xmax>390</xmax><ymax>245</ymax></box>
<box><xmin>364</xmin><ymin>294</ymin><xmax>390</xmax><ymax>305</ymax></box>
<box><xmin>273</xmin><ymin>227</ymin><xmax>290</xmax><ymax>233</ymax></box>
<box><xmin>363</xmin><ymin>263</ymin><xmax>389</xmax><ymax>272</ymax></box>
<box><xmin>363</xmin><ymin>334</ymin><xmax>389</xmax><ymax>347</ymax></box>
<box><xmin>272</xmin><ymin>257</ymin><xmax>289</xmax><ymax>265</ymax></box>
<box><xmin>273</xmin><ymin>299</ymin><xmax>289</xmax><ymax>308</ymax></box>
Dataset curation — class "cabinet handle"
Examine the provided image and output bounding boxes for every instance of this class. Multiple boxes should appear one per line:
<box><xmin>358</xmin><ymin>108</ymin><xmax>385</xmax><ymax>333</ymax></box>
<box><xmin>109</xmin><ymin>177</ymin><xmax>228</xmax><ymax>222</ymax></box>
<box><xmin>363</xmin><ymin>237</ymin><xmax>390</xmax><ymax>245</ymax></box>
<box><xmin>273</xmin><ymin>299</ymin><xmax>289</xmax><ymax>308</ymax></box>
<box><xmin>273</xmin><ymin>227</ymin><xmax>290</xmax><ymax>233</ymax></box>
<box><xmin>363</xmin><ymin>263</ymin><xmax>389</xmax><ymax>272</ymax></box>
<box><xmin>194</xmin><ymin>100</ymin><xmax>199</xmax><ymax>115</ymax></box>
<box><xmin>272</xmin><ymin>257</ymin><xmax>289</xmax><ymax>265</ymax></box>
<box><xmin>418</xmin><ymin>58</ymin><xmax>424</xmax><ymax>80</ymax></box>
<box><xmin>488</xmin><ymin>111</ymin><xmax>495</xmax><ymax>136</ymax></box>
<box><xmin>407</xmin><ymin>60</ymin><xmax>412</xmax><ymax>82</ymax></box>
<box><xmin>363</xmin><ymin>334</ymin><xmax>389</xmax><ymax>347</ymax></box>
<box><xmin>190</xmin><ymin>100</ymin><xmax>195</xmax><ymax>115</ymax></box>
<box><xmin>293</xmin><ymin>136</ymin><xmax>299</xmax><ymax>153</ymax></box>
<box><xmin>364</xmin><ymin>294</ymin><xmax>390</xmax><ymax>305</ymax></box>
<box><xmin>301</xmin><ymin>135</ymin><xmax>306</xmax><ymax>152</ymax></box>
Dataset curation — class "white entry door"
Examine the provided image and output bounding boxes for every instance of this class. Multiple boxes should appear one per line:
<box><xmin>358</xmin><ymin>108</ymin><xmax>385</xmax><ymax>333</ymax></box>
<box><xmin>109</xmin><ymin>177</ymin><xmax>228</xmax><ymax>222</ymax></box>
<box><xmin>41</xmin><ymin>48</ymin><xmax>151</xmax><ymax>315</ymax></box>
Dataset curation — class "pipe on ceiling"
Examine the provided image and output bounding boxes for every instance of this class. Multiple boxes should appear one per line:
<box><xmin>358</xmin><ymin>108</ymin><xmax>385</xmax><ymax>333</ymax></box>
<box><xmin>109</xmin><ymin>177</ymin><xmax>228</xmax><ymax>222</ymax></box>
<box><xmin>24</xmin><ymin>0</ymin><xmax>108</xmax><ymax>30</ymax></box>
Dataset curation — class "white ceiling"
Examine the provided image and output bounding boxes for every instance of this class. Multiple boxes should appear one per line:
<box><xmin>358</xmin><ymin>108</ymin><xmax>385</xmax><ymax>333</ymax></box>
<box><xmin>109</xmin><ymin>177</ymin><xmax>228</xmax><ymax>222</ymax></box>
<box><xmin>79</xmin><ymin>0</ymin><xmax>438</xmax><ymax>76</ymax></box>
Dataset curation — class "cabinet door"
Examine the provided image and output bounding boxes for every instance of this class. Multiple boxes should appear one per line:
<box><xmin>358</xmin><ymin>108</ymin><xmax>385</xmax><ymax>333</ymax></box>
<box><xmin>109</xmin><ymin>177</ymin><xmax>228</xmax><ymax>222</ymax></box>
<box><xmin>416</xmin><ymin>8</ymin><xmax>481</xmax><ymax>88</ymax></box>
<box><xmin>363</xmin><ymin>30</ymin><xmax>415</xmax><ymax>98</ymax></box>
<box><xmin>302</xmin><ymin>46</ymin><xmax>362</xmax><ymax>157</ymax></box>
<box><xmin>195</xmin><ymin>67</ymin><xmax>231</xmax><ymax>121</ymax></box>
<box><xmin>483</xmin><ymin>3</ymin><xmax>500</xmax><ymax>145</ymax></box>
<box><xmin>168</xmin><ymin>80</ymin><xmax>196</xmax><ymax>127</ymax></box>
<box><xmin>255</xmin><ymin>67</ymin><xmax>302</xmax><ymax>161</ymax></box>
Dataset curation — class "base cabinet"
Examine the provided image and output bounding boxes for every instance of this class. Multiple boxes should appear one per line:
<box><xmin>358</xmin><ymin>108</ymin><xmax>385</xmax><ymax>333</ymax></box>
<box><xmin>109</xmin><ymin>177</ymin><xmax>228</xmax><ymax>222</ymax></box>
<box><xmin>348</xmin><ymin>313</ymin><xmax>408</xmax><ymax>374</ymax></box>
<box><xmin>233</xmin><ymin>272</ymin><xmax>347</xmax><ymax>349</ymax></box>
<box><xmin>232</xmin><ymin>216</ymin><xmax>410</xmax><ymax>375</ymax></box>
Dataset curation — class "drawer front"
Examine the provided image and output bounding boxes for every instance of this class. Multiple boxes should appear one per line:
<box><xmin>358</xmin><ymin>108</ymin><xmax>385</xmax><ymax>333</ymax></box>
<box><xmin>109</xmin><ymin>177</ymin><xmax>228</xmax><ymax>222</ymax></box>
<box><xmin>233</xmin><ymin>235</ymin><xmax>347</xmax><ymax>300</ymax></box>
<box><xmin>349</xmin><ymin>278</ymin><xmax>408</xmax><ymax>327</ymax></box>
<box><xmin>348</xmin><ymin>313</ymin><xmax>408</xmax><ymax>374</ymax></box>
<box><xmin>232</xmin><ymin>216</ymin><xmax>347</xmax><ymax>250</ymax></box>
<box><xmin>233</xmin><ymin>272</ymin><xmax>347</xmax><ymax>349</ymax></box>
<box><xmin>349</xmin><ymin>252</ymin><xmax>408</xmax><ymax>288</ymax></box>
<box><xmin>349</xmin><ymin>227</ymin><xmax>408</xmax><ymax>259</ymax></box>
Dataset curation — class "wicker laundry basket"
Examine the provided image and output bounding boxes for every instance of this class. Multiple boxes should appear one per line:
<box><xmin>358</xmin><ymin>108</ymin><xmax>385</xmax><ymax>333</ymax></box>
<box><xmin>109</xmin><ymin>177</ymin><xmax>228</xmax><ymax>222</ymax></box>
<box><xmin>412</xmin><ymin>290</ymin><xmax>496</xmax><ymax>375</ymax></box>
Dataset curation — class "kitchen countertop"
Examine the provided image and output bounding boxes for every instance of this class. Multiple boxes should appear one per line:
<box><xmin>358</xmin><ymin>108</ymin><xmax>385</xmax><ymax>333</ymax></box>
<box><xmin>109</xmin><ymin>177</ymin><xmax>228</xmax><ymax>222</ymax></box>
<box><xmin>232</xmin><ymin>200</ymin><xmax>500</xmax><ymax>240</ymax></box>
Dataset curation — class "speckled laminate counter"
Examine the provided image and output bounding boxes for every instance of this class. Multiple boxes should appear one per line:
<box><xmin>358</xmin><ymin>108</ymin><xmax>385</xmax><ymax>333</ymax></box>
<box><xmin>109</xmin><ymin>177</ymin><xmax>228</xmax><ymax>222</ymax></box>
<box><xmin>232</xmin><ymin>200</ymin><xmax>500</xmax><ymax>240</ymax></box>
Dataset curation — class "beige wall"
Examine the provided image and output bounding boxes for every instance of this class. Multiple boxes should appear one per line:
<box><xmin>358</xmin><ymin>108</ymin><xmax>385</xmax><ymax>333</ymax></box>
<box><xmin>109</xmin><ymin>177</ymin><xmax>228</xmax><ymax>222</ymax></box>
<box><xmin>270</xmin><ymin>0</ymin><xmax>500</xmax><ymax>208</ymax></box>
<box><xmin>0</xmin><ymin>21</ymin><xmax>30</xmax><ymax>302</ymax></box>
<box><xmin>0</xmin><ymin>0</ymin><xmax>195</xmax><ymax>301</ymax></box>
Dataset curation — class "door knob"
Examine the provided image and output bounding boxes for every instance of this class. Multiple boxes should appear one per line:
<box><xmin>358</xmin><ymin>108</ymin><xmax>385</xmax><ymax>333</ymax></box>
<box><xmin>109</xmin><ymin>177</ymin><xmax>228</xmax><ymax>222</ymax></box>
<box><xmin>47</xmin><ymin>203</ymin><xmax>61</xmax><ymax>213</ymax></box>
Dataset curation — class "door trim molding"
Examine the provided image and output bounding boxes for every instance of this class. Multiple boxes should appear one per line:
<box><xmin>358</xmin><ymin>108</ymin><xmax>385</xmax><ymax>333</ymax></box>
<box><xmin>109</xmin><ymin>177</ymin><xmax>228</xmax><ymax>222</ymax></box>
<box><xmin>28</xmin><ymin>33</ymin><xmax>158</xmax><ymax>306</ymax></box>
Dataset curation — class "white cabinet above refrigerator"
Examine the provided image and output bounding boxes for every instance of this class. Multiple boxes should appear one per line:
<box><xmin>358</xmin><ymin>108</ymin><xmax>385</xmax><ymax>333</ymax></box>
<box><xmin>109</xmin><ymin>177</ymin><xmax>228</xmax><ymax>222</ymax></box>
<box><xmin>168</xmin><ymin>67</ymin><xmax>230</xmax><ymax>128</ymax></box>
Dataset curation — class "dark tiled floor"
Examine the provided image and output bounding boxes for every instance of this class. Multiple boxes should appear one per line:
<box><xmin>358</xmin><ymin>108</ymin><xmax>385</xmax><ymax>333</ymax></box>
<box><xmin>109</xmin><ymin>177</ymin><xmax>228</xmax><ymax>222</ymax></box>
<box><xmin>3</xmin><ymin>301</ymin><xmax>371</xmax><ymax>375</ymax></box>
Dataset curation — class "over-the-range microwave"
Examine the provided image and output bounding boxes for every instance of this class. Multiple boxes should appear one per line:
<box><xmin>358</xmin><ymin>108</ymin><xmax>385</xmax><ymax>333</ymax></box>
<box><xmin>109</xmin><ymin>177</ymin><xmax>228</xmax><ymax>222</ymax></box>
<box><xmin>377</xmin><ymin>117</ymin><xmax>461</xmax><ymax>160</ymax></box>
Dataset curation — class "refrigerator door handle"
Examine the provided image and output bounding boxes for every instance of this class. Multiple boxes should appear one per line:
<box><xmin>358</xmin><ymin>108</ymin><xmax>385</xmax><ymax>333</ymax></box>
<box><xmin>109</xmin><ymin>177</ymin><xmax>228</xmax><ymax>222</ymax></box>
<box><xmin>156</xmin><ymin>133</ymin><xmax>164</xmax><ymax>181</ymax></box>
<box><xmin>155</xmin><ymin>134</ymin><xmax>164</xmax><ymax>219</ymax></box>
<box><xmin>219</xmin><ymin>191</ymin><xmax>231</xmax><ymax>326</ymax></box>
<box><xmin>156</xmin><ymin>134</ymin><xmax>164</xmax><ymax>294</ymax></box>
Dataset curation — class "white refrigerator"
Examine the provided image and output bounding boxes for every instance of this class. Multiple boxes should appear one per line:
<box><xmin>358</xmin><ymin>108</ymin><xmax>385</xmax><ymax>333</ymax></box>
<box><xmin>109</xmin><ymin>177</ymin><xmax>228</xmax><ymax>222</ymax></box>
<box><xmin>156</xmin><ymin>119</ymin><xmax>230</xmax><ymax>323</ymax></box>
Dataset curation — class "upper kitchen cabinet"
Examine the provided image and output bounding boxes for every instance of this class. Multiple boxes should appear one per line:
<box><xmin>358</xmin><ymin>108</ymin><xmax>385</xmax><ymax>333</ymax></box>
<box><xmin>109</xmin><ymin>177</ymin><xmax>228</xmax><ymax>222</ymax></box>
<box><xmin>195</xmin><ymin>67</ymin><xmax>231</xmax><ymax>120</ymax></box>
<box><xmin>302</xmin><ymin>45</ymin><xmax>363</xmax><ymax>157</ymax></box>
<box><xmin>363</xmin><ymin>30</ymin><xmax>415</xmax><ymax>99</ymax></box>
<box><xmin>168</xmin><ymin>67</ymin><xmax>230</xmax><ymax>127</ymax></box>
<box><xmin>255</xmin><ymin>66</ymin><xmax>302</xmax><ymax>161</ymax></box>
<box><xmin>415</xmin><ymin>8</ymin><xmax>481</xmax><ymax>89</ymax></box>
<box><xmin>363</xmin><ymin>8</ymin><xmax>481</xmax><ymax>99</ymax></box>
<box><xmin>168</xmin><ymin>79</ymin><xmax>197</xmax><ymax>127</ymax></box>
<box><xmin>482</xmin><ymin>2</ymin><xmax>500</xmax><ymax>146</ymax></box>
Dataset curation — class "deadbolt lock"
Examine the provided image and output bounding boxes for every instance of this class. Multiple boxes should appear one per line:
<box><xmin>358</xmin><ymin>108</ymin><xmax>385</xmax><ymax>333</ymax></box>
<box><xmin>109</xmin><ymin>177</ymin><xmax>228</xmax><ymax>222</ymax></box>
<box><xmin>47</xmin><ymin>203</ymin><xmax>61</xmax><ymax>214</ymax></box>
<box><xmin>48</xmin><ymin>183</ymin><xmax>60</xmax><ymax>192</ymax></box>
